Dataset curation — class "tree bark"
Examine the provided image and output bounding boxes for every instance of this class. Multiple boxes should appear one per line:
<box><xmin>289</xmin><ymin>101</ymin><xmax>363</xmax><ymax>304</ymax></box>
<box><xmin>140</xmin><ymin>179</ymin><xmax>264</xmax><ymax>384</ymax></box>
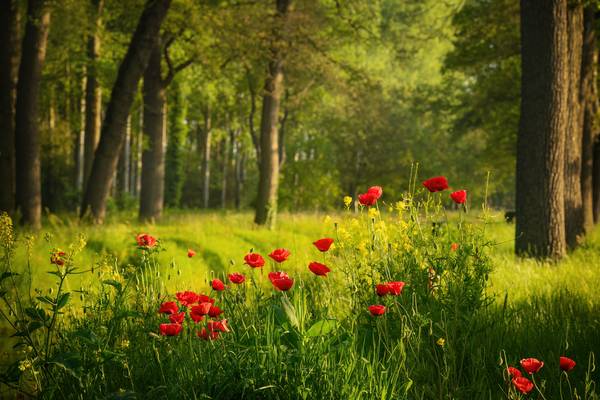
<box><xmin>201</xmin><ymin>107</ymin><xmax>212</xmax><ymax>209</ymax></box>
<box><xmin>15</xmin><ymin>0</ymin><xmax>51</xmax><ymax>228</ymax></box>
<box><xmin>0</xmin><ymin>0</ymin><xmax>20</xmax><ymax>214</ymax></box>
<box><xmin>515</xmin><ymin>0</ymin><xmax>568</xmax><ymax>259</ymax></box>
<box><xmin>80</xmin><ymin>0</ymin><xmax>171</xmax><ymax>222</ymax></box>
<box><xmin>254</xmin><ymin>0</ymin><xmax>291</xmax><ymax>227</ymax></box>
<box><xmin>83</xmin><ymin>0</ymin><xmax>104</xmax><ymax>189</ymax></box>
<box><xmin>564</xmin><ymin>5</ymin><xmax>584</xmax><ymax>248</ymax></box>
<box><xmin>594</xmin><ymin>137</ymin><xmax>600</xmax><ymax>223</ymax></box>
<box><xmin>581</xmin><ymin>7</ymin><xmax>598</xmax><ymax>231</ymax></box>
<box><xmin>139</xmin><ymin>43</ymin><xmax>167</xmax><ymax>221</ymax></box>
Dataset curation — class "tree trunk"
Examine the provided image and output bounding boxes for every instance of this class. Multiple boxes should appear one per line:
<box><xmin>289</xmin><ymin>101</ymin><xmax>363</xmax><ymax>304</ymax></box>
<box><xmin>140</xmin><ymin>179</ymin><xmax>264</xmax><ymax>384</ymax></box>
<box><xmin>117</xmin><ymin>115</ymin><xmax>131</xmax><ymax>195</ymax></box>
<box><xmin>0</xmin><ymin>0</ymin><xmax>20</xmax><ymax>214</ymax></box>
<box><xmin>80</xmin><ymin>0</ymin><xmax>171</xmax><ymax>222</ymax></box>
<box><xmin>201</xmin><ymin>108</ymin><xmax>212</xmax><ymax>209</ymax></box>
<box><xmin>139</xmin><ymin>44</ymin><xmax>167</xmax><ymax>221</ymax></box>
<box><xmin>594</xmin><ymin>137</ymin><xmax>600</xmax><ymax>223</ymax></box>
<box><xmin>234</xmin><ymin>136</ymin><xmax>245</xmax><ymax>210</ymax></box>
<box><xmin>515</xmin><ymin>0</ymin><xmax>568</xmax><ymax>259</ymax></box>
<box><xmin>254</xmin><ymin>0</ymin><xmax>291</xmax><ymax>227</ymax></box>
<box><xmin>83</xmin><ymin>0</ymin><xmax>104</xmax><ymax>189</ymax></box>
<box><xmin>581</xmin><ymin>7</ymin><xmax>598</xmax><ymax>231</ymax></box>
<box><xmin>15</xmin><ymin>0</ymin><xmax>51</xmax><ymax>228</ymax></box>
<box><xmin>564</xmin><ymin>5</ymin><xmax>584</xmax><ymax>248</ymax></box>
<box><xmin>76</xmin><ymin>73</ymin><xmax>86</xmax><ymax>192</ymax></box>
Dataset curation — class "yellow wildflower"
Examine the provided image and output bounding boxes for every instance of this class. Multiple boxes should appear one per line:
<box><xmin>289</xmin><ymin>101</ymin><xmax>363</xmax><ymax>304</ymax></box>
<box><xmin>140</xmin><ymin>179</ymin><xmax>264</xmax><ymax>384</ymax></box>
<box><xmin>437</xmin><ymin>338</ymin><xmax>446</xmax><ymax>347</ymax></box>
<box><xmin>343</xmin><ymin>196</ymin><xmax>353</xmax><ymax>208</ymax></box>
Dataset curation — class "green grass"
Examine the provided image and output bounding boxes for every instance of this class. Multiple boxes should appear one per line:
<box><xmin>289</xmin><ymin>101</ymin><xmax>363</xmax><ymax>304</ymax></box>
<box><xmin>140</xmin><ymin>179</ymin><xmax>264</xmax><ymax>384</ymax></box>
<box><xmin>2</xmin><ymin>209</ymin><xmax>600</xmax><ymax>399</ymax></box>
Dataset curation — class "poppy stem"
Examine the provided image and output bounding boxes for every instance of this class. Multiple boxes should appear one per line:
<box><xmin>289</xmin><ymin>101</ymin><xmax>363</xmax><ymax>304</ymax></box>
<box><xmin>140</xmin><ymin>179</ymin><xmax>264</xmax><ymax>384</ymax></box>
<box><xmin>531</xmin><ymin>375</ymin><xmax>548</xmax><ymax>400</ymax></box>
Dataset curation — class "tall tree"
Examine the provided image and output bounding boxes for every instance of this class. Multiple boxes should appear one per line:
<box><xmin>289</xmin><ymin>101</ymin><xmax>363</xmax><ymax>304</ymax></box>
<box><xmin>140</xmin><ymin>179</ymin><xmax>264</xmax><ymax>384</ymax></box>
<box><xmin>139</xmin><ymin>38</ymin><xmax>192</xmax><ymax>221</ymax></box>
<box><xmin>581</xmin><ymin>7</ymin><xmax>598</xmax><ymax>231</ymax></box>
<box><xmin>594</xmin><ymin>138</ymin><xmax>600</xmax><ymax>222</ymax></box>
<box><xmin>564</xmin><ymin>4</ymin><xmax>584</xmax><ymax>248</ymax></box>
<box><xmin>139</xmin><ymin>43</ymin><xmax>167</xmax><ymax>221</ymax></box>
<box><xmin>80</xmin><ymin>0</ymin><xmax>171</xmax><ymax>222</ymax></box>
<box><xmin>515</xmin><ymin>0</ymin><xmax>568</xmax><ymax>258</ymax></box>
<box><xmin>83</xmin><ymin>0</ymin><xmax>103</xmax><ymax>189</ymax></box>
<box><xmin>15</xmin><ymin>0</ymin><xmax>51</xmax><ymax>228</ymax></box>
<box><xmin>0</xmin><ymin>0</ymin><xmax>20</xmax><ymax>214</ymax></box>
<box><xmin>200</xmin><ymin>106</ymin><xmax>212</xmax><ymax>209</ymax></box>
<box><xmin>254</xmin><ymin>0</ymin><xmax>291</xmax><ymax>227</ymax></box>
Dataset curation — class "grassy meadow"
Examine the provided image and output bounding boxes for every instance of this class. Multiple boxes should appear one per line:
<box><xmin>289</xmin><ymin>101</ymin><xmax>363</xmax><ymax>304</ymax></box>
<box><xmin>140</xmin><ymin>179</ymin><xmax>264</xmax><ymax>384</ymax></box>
<box><xmin>1</xmin><ymin>205</ymin><xmax>600</xmax><ymax>399</ymax></box>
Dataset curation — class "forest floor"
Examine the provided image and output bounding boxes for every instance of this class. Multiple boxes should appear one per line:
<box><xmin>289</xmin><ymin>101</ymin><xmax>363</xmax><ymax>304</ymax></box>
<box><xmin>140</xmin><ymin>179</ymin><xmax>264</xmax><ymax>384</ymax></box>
<box><xmin>2</xmin><ymin>209</ymin><xmax>600</xmax><ymax>398</ymax></box>
<box><xmin>10</xmin><ymin>209</ymin><xmax>600</xmax><ymax>303</ymax></box>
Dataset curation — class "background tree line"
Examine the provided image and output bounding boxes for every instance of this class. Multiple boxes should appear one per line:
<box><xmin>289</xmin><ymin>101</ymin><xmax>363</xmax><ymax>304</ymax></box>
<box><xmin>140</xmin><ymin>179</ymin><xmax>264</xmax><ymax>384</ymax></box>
<box><xmin>1</xmin><ymin>0</ymin><xmax>600</xmax><ymax>259</ymax></box>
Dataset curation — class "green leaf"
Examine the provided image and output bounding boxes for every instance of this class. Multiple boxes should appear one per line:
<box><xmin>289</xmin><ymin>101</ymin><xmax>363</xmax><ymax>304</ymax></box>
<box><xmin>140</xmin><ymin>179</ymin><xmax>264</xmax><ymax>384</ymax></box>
<box><xmin>280</xmin><ymin>296</ymin><xmax>300</xmax><ymax>330</ymax></box>
<box><xmin>305</xmin><ymin>319</ymin><xmax>338</xmax><ymax>337</ymax></box>
<box><xmin>36</xmin><ymin>295</ymin><xmax>55</xmax><ymax>306</ymax></box>
<box><xmin>56</xmin><ymin>292</ymin><xmax>70</xmax><ymax>310</ymax></box>
<box><xmin>102</xmin><ymin>279</ymin><xmax>122</xmax><ymax>292</ymax></box>
<box><xmin>25</xmin><ymin>307</ymin><xmax>47</xmax><ymax>322</ymax></box>
<box><xmin>27</xmin><ymin>320</ymin><xmax>44</xmax><ymax>332</ymax></box>
<box><xmin>0</xmin><ymin>272</ymin><xmax>18</xmax><ymax>283</ymax></box>
<box><xmin>47</xmin><ymin>271</ymin><xmax>62</xmax><ymax>278</ymax></box>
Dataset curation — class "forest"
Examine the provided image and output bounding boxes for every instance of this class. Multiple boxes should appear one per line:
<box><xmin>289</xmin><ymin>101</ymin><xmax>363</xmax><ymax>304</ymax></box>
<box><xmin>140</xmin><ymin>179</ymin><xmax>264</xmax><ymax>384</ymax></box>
<box><xmin>1</xmin><ymin>0</ymin><xmax>600</xmax><ymax>399</ymax></box>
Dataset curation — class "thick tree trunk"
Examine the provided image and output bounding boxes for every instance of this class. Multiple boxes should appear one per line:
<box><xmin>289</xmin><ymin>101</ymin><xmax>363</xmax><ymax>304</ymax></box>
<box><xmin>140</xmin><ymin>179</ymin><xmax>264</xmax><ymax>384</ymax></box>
<box><xmin>83</xmin><ymin>0</ymin><xmax>104</xmax><ymax>189</ymax></box>
<box><xmin>201</xmin><ymin>108</ymin><xmax>212</xmax><ymax>209</ymax></box>
<box><xmin>564</xmin><ymin>5</ymin><xmax>584</xmax><ymax>248</ymax></box>
<box><xmin>581</xmin><ymin>7</ymin><xmax>598</xmax><ymax>231</ymax></box>
<box><xmin>0</xmin><ymin>0</ymin><xmax>20</xmax><ymax>214</ymax></box>
<box><xmin>15</xmin><ymin>0</ymin><xmax>51</xmax><ymax>228</ymax></box>
<box><xmin>254</xmin><ymin>0</ymin><xmax>291</xmax><ymax>227</ymax></box>
<box><xmin>515</xmin><ymin>0</ymin><xmax>568</xmax><ymax>259</ymax></box>
<box><xmin>81</xmin><ymin>0</ymin><xmax>171</xmax><ymax>222</ymax></box>
<box><xmin>139</xmin><ymin>44</ymin><xmax>167</xmax><ymax>221</ymax></box>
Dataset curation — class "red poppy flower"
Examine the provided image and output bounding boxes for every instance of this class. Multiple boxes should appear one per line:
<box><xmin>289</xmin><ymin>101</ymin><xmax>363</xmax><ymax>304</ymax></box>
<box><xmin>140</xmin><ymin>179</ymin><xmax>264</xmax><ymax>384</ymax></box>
<box><xmin>198</xmin><ymin>327</ymin><xmax>219</xmax><ymax>340</ymax></box>
<box><xmin>208</xmin><ymin>305</ymin><xmax>223</xmax><ymax>318</ymax></box>
<box><xmin>159</xmin><ymin>323</ymin><xmax>182</xmax><ymax>336</ymax></box>
<box><xmin>208</xmin><ymin>319</ymin><xmax>230</xmax><ymax>333</ymax></box>
<box><xmin>190</xmin><ymin>305</ymin><xmax>206</xmax><ymax>323</ymax></box>
<box><xmin>512</xmin><ymin>377</ymin><xmax>534</xmax><ymax>394</ymax></box>
<box><xmin>450</xmin><ymin>190</ymin><xmax>467</xmax><ymax>204</ymax></box>
<box><xmin>367</xmin><ymin>186</ymin><xmax>383</xmax><ymax>200</ymax></box>
<box><xmin>136</xmin><ymin>233</ymin><xmax>157</xmax><ymax>248</ymax></box>
<box><xmin>197</xmin><ymin>294</ymin><xmax>215</xmax><ymax>304</ymax></box>
<box><xmin>450</xmin><ymin>243</ymin><xmax>459</xmax><ymax>252</ymax></box>
<box><xmin>244</xmin><ymin>252</ymin><xmax>266</xmax><ymax>268</ymax></box>
<box><xmin>308</xmin><ymin>262</ymin><xmax>330</xmax><ymax>277</ymax></box>
<box><xmin>387</xmin><ymin>281</ymin><xmax>405</xmax><ymax>296</ymax></box>
<box><xmin>228</xmin><ymin>273</ymin><xmax>245</xmax><ymax>284</ymax></box>
<box><xmin>269</xmin><ymin>248</ymin><xmax>291</xmax><ymax>263</ymax></box>
<box><xmin>168</xmin><ymin>311</ymin><xmax>185</xmax><ymax>324</ymax></box>
<box><xmin>507</xmin><ymin>367</ymin><xmax>522</xmax><ymax>378</ymax></box>
<box><xmin>422</xmin><ymin>176</ymin><xmax>449</xmax><ymax>192</ymax></box>
<box><xmin>376</xmin><ymin>284</ymin><xmax>390</xmax><ymax>296</ymax></box>
<box><xmin>313</xmin><ymin>238</ymin><xmax>334</xmax><ymax>252</ymax></box>
<box><xmin>559</xmin><ymin>356</ymin><xmax>576</xmax><ymax>372</ymax></box>
<box><xmin>520</xmin><ymin>358</ymin><xmax>544</xmax><ymax>374</ymax></box>
<box><xmin>211</xmin><ymin>279</ymin><xmax>226</xmax><ymax>291</ymax></box>
<box><xmin>369</xmin><ymin>305</ymin><xmax>386</xmax><ymax>316</ymax></box>
<box><xmin>268</xmin><ymin>271</ymin><xmax>294</xmax><ymax>291</ymax></box>
<box><xmin>176</xmin><ymin>291</ymin><xmax>200</xmax><ymax>307</ymax></box>
<box><xmin>358</xmin><ymin>192</ymin><xmax>378</xmax><ymax>206</ymax></box>
<box><xmin>188</xmin><ymin>249</ymin><xmax>196</xmax><ymax>258</ymax></box>
<box><xmin>158</xmin><ymin>301</ymin><xmax>179</xmax><ymax>315</ymax></box>
<box><xmin>50</xmin><ymin>251</ymin><xmax>66</xmax><ymax>266</ymax></box>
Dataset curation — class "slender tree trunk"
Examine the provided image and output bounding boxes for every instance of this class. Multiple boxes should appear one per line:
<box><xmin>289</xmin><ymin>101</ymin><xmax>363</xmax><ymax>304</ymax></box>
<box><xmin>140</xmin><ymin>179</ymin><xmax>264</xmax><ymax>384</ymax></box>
<box><xmin>234</xmin><ymin>135</ymin><xmax>245</xmax><ymax>210</ymax></box>
<box><xmin>117</xmin><ymin>115</ymin><xmax>131</xmax><ymax>195</ymax></box>
<box><xmin>201</xmin><ymin>108</ymin><xmax>212</xmax><ymax>209</ymax></box>
<box><xmin>139</xmin><ymin>44</ymin><xmax>167</xmax><ymax>221</ymax></box>
<box><xmin>0</xmin><ymin>0</ymin><xmax>20</xmax><ymax>214</ymax></box>
<box><xmin>83</xmin><ymin>0</ymin><xmax>104</xmax><ymax>189</ymax></box>
<box><xmin>515</xmin><ymin>0</ymin><xmax>568</xmax><ymax>259</ymax></box>
<box><xmin>581</xmin><ymin>7</ymin><xmax>598</xmax><ymax>231</ymax></box>
<box><xmin>15</xmin><ymin>0</ymin><xmax>51</xmax><ymax>228</ymax></box>
<box><xmin>594</xmin><ymin>137</ymin><xmax>600</xmax><ymax>222</ymax></box>
<box><xmin>564</xmin><ymin>5</ymin><xmax>584</xmax><ymax>248</ymax></box>
<box><xmin>254</xmin><ymin>0</ymin><xmax>291</xmax><ymax>227</ymax></box>
<box><xmin>76</xmin><ymin>73</ymin><xmax>86</xmax><ymax>192</ymax></box>
<box><xmin>81</xmin><ymin>0</ymin><xmax>171</xmax><ymax>222</ymax></box>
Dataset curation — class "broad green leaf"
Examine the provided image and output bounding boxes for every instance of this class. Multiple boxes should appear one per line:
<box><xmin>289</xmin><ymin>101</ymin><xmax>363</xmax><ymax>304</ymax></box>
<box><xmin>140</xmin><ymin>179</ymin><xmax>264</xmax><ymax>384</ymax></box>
<box><xmin>305</xmin><ymin>319</ymin><xmax>338</xmax><ymax>337</ymax></box>
<box><xmin>56</xmin><ymin>292</ymin><xmax>70</xmax><ymax>310</ymax></box>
